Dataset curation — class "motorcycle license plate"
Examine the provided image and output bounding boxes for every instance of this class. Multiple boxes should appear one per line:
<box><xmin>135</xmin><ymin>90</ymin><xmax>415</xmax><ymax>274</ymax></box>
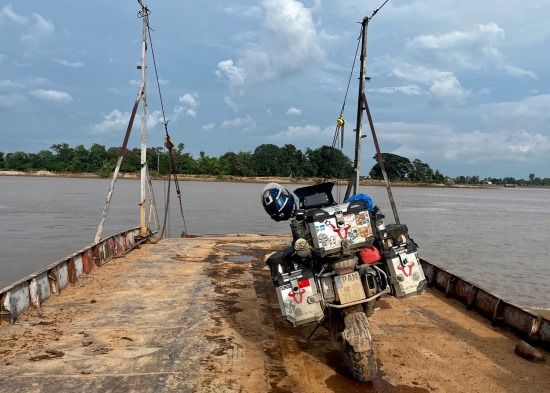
<box><xmin>334</xmin><ymin>271</ymin><xmax>366</xmax><ymax>304</ymax></box>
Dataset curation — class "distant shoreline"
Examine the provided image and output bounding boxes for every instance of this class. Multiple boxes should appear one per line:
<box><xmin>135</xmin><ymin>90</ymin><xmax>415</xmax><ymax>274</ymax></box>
<box><xmin>0</xmin><ymin>169</ymin><xmax>508</xmax><ymax>189</ymax></box>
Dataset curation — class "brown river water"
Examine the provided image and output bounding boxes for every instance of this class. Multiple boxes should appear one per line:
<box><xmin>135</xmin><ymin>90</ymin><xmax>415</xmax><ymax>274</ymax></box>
<box><xmin>1</xmin><ymin>176</ymin><xmax>549</xmax><ymax>310</ymax></box>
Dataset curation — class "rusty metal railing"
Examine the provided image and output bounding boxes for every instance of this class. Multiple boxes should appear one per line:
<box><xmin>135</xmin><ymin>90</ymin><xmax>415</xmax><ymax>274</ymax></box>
<box><xmin>0</xmin><ymin>227</ymin><xmax>150</xmax><ymax>324</ymax></box>
<box><xmin>420</xmin><ymin>258</ymin><xmax>549</xmax><ymax>349</ymax></box>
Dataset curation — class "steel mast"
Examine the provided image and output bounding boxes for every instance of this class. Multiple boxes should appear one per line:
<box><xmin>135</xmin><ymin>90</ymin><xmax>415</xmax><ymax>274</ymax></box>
<box><xmin>346</xmin><ymin>6</ymin><xmax>400</xmax><ymax>224</ymax></box>
<box><xmin>349</xmin><ymin>16</ymin><xmax>369</xmax><ymax>198</ymax></box>
<box><xmin>138</xmin><ymin>0</ymin><xmax>148</xmax><ymax>237</ymax></box>
<box><xmin>94</xmin><ymin>1</ymin><xmax>155</xmax><ymax>243</ymax></box>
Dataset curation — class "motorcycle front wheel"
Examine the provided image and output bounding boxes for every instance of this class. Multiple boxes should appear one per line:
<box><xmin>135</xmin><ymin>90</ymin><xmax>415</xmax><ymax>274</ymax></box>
<box><xmin>330</xmin><ymin>306</ymin><xmax>378</xmax><ymax>382</ymax></box>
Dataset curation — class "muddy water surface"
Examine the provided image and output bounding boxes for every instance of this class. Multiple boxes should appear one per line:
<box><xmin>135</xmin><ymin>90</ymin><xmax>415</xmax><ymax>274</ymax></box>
<box><xmin>1</xmin><ymin>176</ymin><xmax>549</xmax><ymax>309</ymax></box>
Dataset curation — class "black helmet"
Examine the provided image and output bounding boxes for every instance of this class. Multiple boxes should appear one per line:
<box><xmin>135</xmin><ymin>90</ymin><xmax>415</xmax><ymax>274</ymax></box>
<box><xmin>261</xmin><ymin>183</ymin><xmax>296</xmax><ymax>221</ymax></box>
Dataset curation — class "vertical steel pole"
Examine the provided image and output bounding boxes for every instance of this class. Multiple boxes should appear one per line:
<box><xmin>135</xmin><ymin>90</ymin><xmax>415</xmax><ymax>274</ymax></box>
<box><xmin>139</xmin><ymin>8</ymin><xmax>148</xmax><ymax>237</ymax></box>
<box><xmin>348</xmin><ymin>17</ymin><xmax>368</xmax><ymax>200</ymax></box>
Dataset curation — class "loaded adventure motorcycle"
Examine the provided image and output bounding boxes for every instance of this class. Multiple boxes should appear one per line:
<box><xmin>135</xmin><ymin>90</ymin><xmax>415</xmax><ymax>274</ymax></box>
<box><xmin>261</xmin><ymin>181</ymin><xmax>427</xmax><ymax>382</ymax></box>
<box><xmin>260</xmin><ymin>10</ymin><xmax>427</xmax><ymax>382</ymax></box>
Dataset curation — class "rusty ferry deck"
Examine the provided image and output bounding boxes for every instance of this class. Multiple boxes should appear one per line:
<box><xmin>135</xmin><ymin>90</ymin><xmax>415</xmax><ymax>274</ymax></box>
<box><xmin>1</xmin><ymin>234</ymin><xmax>549</xmax><ymax>393</ymax></box>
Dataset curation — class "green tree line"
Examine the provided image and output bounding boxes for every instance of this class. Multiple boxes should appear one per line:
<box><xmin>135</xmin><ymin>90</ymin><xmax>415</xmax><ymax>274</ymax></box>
<box><xmin>368</xmin><ymin>153</ymin><xmax>445</xmax><ymax>183</ymax></box>
<box><xmin>0</xmin><ymin>143</ymin><xmax>354</xmax><ymax>179</ymax></box>
<box><xmin>2</xmin><ymin>144</ymin><xmax>547</xmax><ymax>186</ymax></box>
<box><xmin>368</xmin><ymin>153</ymin><xmax>550</xmax><ymax>186</ymax></box>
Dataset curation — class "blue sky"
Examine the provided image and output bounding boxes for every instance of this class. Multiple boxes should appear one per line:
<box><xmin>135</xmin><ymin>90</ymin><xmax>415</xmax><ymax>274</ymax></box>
<box><xmin>1</xmin><ymin>0</ymin><xmax>549</xmax><ymax>179</ymax></box>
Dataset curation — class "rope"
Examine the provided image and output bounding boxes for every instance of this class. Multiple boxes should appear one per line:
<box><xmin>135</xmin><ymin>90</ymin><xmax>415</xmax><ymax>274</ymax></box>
<box><xmin>138</xmin><ymin>2</ymin><xmax>188</xmax><ymax>237</ymax></box>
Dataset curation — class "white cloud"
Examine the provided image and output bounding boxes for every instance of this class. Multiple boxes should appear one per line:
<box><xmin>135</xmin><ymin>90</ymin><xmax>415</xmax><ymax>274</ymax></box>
<box><xmin>21</xmin><ymin>13</ymin><xmax>55</xmax><ymax>48</ymax></box>
<box><xmin>480</xmin><ymin>95</ymin><xmax>550</xmax><ymax>131</ymax></box>
<box><xmin>216</xmin><ymin>0</ymin><xmax>339</xmax><ymax>88</ymax></box>
<box><xmin>0</xmin><ymin>53</ymin><xmax>6</xmax><ymax>63</ymax></box>
<box><xmin>29</xmin><ymin>77</ymin><xmax>50</xmax><ymax>85</ymax></box>
<box><xmin>286</xmin><ymin>107</ymin><xmax>301</xmax><ymax>115</ymax></box>
<box><xmin>52</xmin><ymin>58</ymin><xmax>84</xmax><ymax>68</ymax></box>
<box><xmin>0</xmin><ymin>6</ymin><xmax>54</xmax><ymax>54</ymax></box>
<box><xmin>30</xmin><ymin>89</ymin><xmax>72</xmax><ymax>103</ymax></box>
<box><xmin>90</xmin><ymin>109</ymin><xmax>163</xmax><ymax>134</ymax></box>
<box><xmin>216</xmin><ymin>60</ymin><xmax>246</xmax><ymax>89</ymax></box>
<box><xmin>392</xmin><ymin>65</ymin><xmax>469</xmax><ymax>105</ymax></box>
<box><xmin>90</xmin><ymin>110</ymin><xmax>129</xmax><ymax>134</ymax></box>
<box><xmin>372</xmin><ymin>85</ymin><xmax>423</xmax><ymax>96</ymax></box>
<box><xmin>270</xmin><ymin>124</ymin><xmax>334</xmax><ymax>146</ymax></box>
<box><xmin>373</xmin><ymin>121</ymin><xmax>550</xmax><ymax>168</ymax></box>
<box><xmin>174</xmin><ymin>93</ymin><xmax>199</xmax><ymax>118</ymax></box>
<box><xmin>0</xmin><ymin>5</ymin><xmax>27</xmax><ymax>25</ymax></box>
<box><xmin>220</xmin><ymin>115</ymin><xmax>256</xmax><ymax>131</ymax></box>
<box><xmin>429</xmin><ymin>74</ymin><xmax>470</xmax><ymax>105</ymax></box>
<box><xmin>202</xmin><ymin>123</ymin><xmax>215</xmax><ymax>131</ymax></box>
<box><xmin>0</xmin><ymin>77</ymin><xmax>50</xmax><ymax>93</ymax></box>
<box><xmin>442</xmin><ymin>129</ymin><xmax>549</xmax><ymax>163</ymax></box>
<box><xmin>502</xmin><ymin>65</ymin><xmax>537</xmax><ymax>79</ymax></box>
<box><xmin>0</xmin><ymin>79</ymin><xmax>23</xmax><ymax>90</ymax></box>
<box><xmin>409</xmin><ymin>23</ymin><xmax>504</xmax><ymax>53</ymax></box>
<box><xmin>262</xmin><ymin>0</ymin><xmax>327</xmax><ymax>72</ymax></box>
<box><xmin>402</xmin><ymin>22</ymin><xmax>538</xmax><ymax>81</ymax></box>
<box><xmin>224</xmin><ymin>5</ymin><xmax>262</xmax><ymax>18</ymax></box>
<box><xmin>224</xmin><ymin>96</ymin><xmax>239</xmax><ymax>112</ymax></box>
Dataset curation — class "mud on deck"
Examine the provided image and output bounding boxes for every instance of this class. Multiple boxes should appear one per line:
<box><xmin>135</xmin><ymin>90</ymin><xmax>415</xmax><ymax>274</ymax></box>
<box><xmin>0</xmin><ymin>234</ymin><xmax>548</xmax><ymax>393</ymax></box>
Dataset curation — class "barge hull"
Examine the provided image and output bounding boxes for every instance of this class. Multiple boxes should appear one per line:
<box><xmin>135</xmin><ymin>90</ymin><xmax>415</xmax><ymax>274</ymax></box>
<box><xmin>0</xmin><ymin>235</ymin><xmax>548</xmax><ymax>392</ymax></box>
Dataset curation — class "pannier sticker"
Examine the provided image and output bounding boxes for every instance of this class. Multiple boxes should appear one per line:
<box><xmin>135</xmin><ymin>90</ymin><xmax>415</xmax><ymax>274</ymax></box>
<box><xmin>318</xmin><ymin>234</ymin><xmax>337</xmax><ymax>248</ymax></box>
<box><xmin>359</xmin><ymin>227</ymin><xmax>371</xmax><ymax>238</ymax></box>
<box><xmin>298</xmin><ymin>279</ymin><xmax>311</xmax><ymax>288</ymax></box>
<box><xmin>348</xmin><ymin>228</ymin><xmax>358</xmax><ymax>242</ymax></box>
<box><xmin>334</xmin><ymin>275</ymin><xmax>343</xmax><ymax>289</ymax></box>
<box><xmin>355</xmin><ymin>212</ymin><xmax>368</xmax><ymax>226</ymax></box>
<box><xmin>283</xmin><ymin>300</ymin><xmax>296</xmax><ymax>315</ymax></box>
<box><xmin>324</xmin><ymin>219</ymin><xmax>351</xmax><ymax>240</ymax></box>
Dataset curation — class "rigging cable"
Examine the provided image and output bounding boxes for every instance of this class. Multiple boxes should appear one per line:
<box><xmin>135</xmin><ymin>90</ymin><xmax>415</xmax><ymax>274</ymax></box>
<box><xmin>326</xmin><ymin>25</ymin><xmax>362</xmax><ymax>201</ymax></box>
<box><xmin>139</xmin><ymin>2</ymin><xmax>188</xmax><ymax>237</ymax></box>
<box><xmin>331</xmin><ymin>0</ymin><xmax>391</xmax><ymax>202</ymax></box>
<box><xmin>331</xmin><ymin>27</ymin><xmax>362</xmax><ymax>152</ymax></box>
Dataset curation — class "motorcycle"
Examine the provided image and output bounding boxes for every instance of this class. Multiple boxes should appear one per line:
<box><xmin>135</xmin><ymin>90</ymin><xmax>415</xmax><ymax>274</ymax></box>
<box><xmin>261</xmin><ymin>181</ymin><xmax>427</xmax><ymax>382</ymax></box>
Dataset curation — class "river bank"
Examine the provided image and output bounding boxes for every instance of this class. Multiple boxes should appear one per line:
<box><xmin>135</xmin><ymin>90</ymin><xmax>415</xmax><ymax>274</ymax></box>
<box><xmin>0</xmin><ymin>170</ymin><xmax>494</xmax><ymax>189</ymax></box>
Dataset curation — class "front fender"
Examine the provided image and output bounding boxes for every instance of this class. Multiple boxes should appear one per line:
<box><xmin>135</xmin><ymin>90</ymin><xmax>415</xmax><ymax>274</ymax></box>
<box><xmin>341</xmin><ymin>311</ymin><xmax>373</xmax><ymax>353</ymax></box>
